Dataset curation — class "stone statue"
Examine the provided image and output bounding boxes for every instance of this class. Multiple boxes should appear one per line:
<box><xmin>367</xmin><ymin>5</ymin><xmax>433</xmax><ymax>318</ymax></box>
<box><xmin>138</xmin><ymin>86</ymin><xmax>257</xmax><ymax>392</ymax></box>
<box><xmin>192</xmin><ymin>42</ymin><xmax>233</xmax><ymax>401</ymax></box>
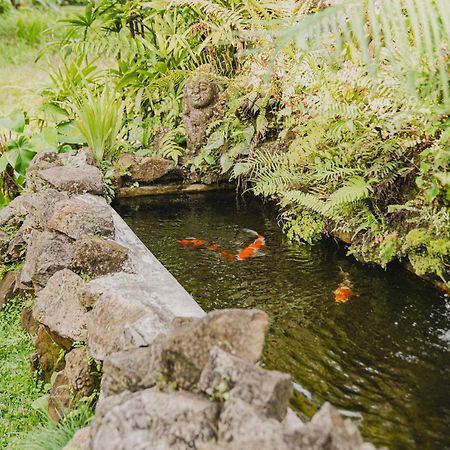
<box><xmin>182</xmin><ymin>76</ymin><xmax>220</xmax><ymax>154</ymax></box>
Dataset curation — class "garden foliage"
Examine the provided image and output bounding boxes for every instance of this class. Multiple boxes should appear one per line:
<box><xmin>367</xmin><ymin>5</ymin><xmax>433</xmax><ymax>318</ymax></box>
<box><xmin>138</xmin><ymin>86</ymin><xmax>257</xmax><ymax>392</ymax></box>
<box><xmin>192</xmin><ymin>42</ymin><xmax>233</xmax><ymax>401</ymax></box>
<box><xmin>0</xmin><ymin>0</ymin><xmax>449</xmax><ymax>283</ymax></box>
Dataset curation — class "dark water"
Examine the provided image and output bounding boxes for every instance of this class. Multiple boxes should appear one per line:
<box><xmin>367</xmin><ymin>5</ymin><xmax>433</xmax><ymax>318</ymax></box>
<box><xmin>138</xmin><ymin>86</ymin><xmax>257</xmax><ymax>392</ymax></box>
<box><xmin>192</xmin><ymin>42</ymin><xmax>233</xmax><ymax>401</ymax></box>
<box><xmin>116</xmin><ymin>192</ymin><xmax>450</xmax><ymax>450</ymax></box>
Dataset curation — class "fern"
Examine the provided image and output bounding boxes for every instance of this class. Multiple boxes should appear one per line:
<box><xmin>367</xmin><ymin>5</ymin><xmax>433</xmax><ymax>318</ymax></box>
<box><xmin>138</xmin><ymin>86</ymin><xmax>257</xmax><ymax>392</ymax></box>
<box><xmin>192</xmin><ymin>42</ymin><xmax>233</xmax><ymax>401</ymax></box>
<box><xmin>276</xmin><ymin>0</ymin><xmax>450</xmax><ymax>110</ymax></box>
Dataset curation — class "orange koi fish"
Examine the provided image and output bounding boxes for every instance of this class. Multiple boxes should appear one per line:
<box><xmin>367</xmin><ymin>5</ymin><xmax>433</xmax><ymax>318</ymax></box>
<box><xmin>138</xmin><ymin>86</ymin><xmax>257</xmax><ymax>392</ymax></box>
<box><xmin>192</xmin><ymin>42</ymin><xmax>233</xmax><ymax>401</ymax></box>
<box><xmin>236</xmin><ymin>229</ymin><xmax>265</xmax><ymax>260</ymax></box>
<box><xmin>177</xmin><ymin>238</ymin><xmax>208</xmax><ymax>248</ymax></box>
<box><xmin>206</xmin><ymin>243</ymin><xmax>220</xmax><ymax>251</ymax></box>
<box><xmin>334</xmin><ymin>270</ymin><xmax>352</xmax><ymax>303</ymax></box>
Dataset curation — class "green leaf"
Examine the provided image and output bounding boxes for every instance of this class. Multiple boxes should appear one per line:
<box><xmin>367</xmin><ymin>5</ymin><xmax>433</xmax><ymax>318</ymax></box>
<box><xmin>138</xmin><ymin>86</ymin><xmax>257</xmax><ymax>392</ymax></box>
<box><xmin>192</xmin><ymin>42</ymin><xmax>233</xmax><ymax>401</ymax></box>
<box><xmin>220</xmin><ymin>154</ymin><xmax>233</xmax><ymax>174</ymax></box>
<box><xmin>57</xmin><ymin>121</ymin><xmax>86</xmax><ymax>145</ymax></box>
<box><xmin>5</xmin><ymin>136</ymin><xmax>36</xmax><ymax>176</ymax></box>
<box><xmin>0</xmin><ymin>110</ymin><xmax>26</xmax><ymax>133</ymax></box>
<box><xmin>29</xmin><ymin>127</ymin><xmax>59</xmax><ymax>152</ymax></box>
<box><xmin>233</xmin><ymin>162</ymin><xmax>250</xmax><ymax>177</ymax></box>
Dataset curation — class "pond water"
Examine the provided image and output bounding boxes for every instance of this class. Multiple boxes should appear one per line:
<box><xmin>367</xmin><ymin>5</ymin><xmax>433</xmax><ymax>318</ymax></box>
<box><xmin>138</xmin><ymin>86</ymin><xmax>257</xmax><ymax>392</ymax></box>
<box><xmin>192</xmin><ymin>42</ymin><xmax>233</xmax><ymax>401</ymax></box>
<box><xmin>116</xmin><ymin>192</ymin><xmax>450</xmax><ymax>450</ymax></box>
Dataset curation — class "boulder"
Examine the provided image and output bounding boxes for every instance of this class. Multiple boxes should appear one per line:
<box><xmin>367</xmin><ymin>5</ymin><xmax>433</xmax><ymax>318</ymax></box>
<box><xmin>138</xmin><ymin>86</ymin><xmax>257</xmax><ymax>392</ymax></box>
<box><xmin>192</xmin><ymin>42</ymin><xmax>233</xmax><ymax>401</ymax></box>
<box><xmin>60</xmin><ymin>148</ymin><xmax>96</xmax><ymax>167</ymax></box>
<box><xmin>0</xmin><ymin>196</ymin><xmax>27</xmax><ymax>227</ymax></box>
<box><xmin>32</xmin><ymin>269</ymin><xmax>88</xmax><ymax>342</ymax></box>
<box><xmin>88</xmin><ymin>389</ymin><xmax>219</xmax><ymax>450</ymax></box>
<box><xmin>28</xmin><ymin>150</ymin><xmax>61</xmax><ymax>171</ymax></box>
<box><xmin>48</xmin><ymin>371</ymin><xmax>74</xmax><ymax>422</ymax></box>
<box><xmin>100</xmin><ymin>336</ymin><xmax>166</xmax><ymax>398</ymax></box>
<box><xmin>159</xmin><ymin>309</ymin><xmax>269</xmax><ymax>389</ymax></box>
<box><xmin>217</xmin><ymin>398</ymin><xmax>291</xmax><ymax>447</ymax></box>
<box><xmin>199</xmin><ymin>347</ymin><xmax>292</xmax><ymax>421</ymax></box>
<box><xmin>86</xmin><ymin>289</ymin><xmax>172</xmax><ymax>361</ymax></box>
<box><xmin>0</xmin><ymin>229</ymin><xmax>10</xmax><ymax>252</ymax></box>
<box><xmin>21</xmin><ymin>306</ymin><xmax>39</xmax><ymax>335</ymax></box>
<box><xmin>70</xmin><ymin>236</ymin><xmax>129</xmax><ymax>278</ymax></box>
<box><xmin>48</xmin><ymin>199</ymin><xmax>115</xmax><ymax>241</ymax></box>
<box><xmin>48</xmin><ymin>347</ymin><xmax>97</xmax><ymax>422</ymax></box>
<box><xmin>20</xmin><ymin>189</ymin><xmax>69</xmax><ymax>229</ymax></box>
<box><xmin>32</xmin><ymin>325</ymin><xmax>72</xmax><ymax>382</ymax></box>
<box><xmin>100</xmin><ymin>309</ymin><xmax>269</xmax><ymax>396</ymax></box>
<box><xmin>64</xmin><ymin>347</ymin><xmax>97</xmax><ymax>398</ymax></box>
<box><xmin>118</xmin><ymin>153</ymin><xmax>181</xmax><ymax>184</ymax></box>
<box><xmin>63</xmin><ymin>427</ymin><xmax>90</xmax><ymax>450</ymax></box>
<box><xmin>31</xmin><ymin>165</ymin><xmax>104</xmax><ymax>195</ymax></box>
<box><xmin>20</xmin><ymin>230</ymin><xmax>75</xmax><ymax>290</ymax></box>
<box><xmin>296</xmin><ymin>402</ymin><xmax>379</xmax><ymax>450</ymax></box>
<box><xmin>0</xmin><ymin>271</ymin><xmax>19</xmax><ymax>310</ymax></box>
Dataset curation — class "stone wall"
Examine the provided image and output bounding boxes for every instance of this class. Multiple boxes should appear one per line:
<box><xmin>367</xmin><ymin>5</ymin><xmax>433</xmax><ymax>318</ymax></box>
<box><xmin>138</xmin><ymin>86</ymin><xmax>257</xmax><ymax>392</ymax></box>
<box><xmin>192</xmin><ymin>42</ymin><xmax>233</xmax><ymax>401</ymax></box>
<box><xmin>0</xmin><ymin>149</ymin><xmax>380</xmax><ymax>450</ymax></box>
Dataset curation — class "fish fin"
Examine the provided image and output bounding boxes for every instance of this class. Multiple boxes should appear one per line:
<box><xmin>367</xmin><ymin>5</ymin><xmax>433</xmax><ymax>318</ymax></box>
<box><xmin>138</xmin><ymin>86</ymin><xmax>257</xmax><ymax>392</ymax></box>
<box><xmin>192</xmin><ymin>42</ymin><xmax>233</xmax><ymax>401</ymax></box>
<box><xmin>242</xmin><ymin>228</ymin><xmax>260</xmax><ymax>237</ymax></box>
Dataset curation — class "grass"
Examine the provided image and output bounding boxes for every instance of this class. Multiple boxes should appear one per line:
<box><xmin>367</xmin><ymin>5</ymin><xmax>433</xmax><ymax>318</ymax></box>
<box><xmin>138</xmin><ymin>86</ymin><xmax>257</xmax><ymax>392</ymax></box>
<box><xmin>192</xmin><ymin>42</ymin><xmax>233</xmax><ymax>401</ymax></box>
<box><xmin>0</xmin><ymin>296</ymin><xmax>46</xmax><ymax>449</ymax></box>
<box><xmin>0</xmin><ymin>6</ymin><xmax>75</xmax><ymax>117</ymax></box>
<box><xmin>0</xmin><ymin>295</ymin><xmax>95</xmax><ymax>450</ymax></box>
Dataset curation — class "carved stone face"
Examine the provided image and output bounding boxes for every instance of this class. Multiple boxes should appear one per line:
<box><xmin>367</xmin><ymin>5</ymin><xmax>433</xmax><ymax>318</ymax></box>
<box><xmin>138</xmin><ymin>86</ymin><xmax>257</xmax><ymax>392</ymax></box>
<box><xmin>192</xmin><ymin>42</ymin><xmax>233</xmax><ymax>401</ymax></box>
<box><xmin>187</xmin><ymin>80</ymin><xmax>216</xmax><ymax>109</ymax></box>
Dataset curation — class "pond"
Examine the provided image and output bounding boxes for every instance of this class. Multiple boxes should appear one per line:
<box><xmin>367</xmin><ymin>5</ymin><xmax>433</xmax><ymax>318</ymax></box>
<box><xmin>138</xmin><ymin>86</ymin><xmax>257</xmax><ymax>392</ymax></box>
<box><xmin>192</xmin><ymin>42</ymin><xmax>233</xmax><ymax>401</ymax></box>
<box><xmin>116</xmin><ymin>191</ymin><xmax>450</xmax><ymax>450</ymax></box>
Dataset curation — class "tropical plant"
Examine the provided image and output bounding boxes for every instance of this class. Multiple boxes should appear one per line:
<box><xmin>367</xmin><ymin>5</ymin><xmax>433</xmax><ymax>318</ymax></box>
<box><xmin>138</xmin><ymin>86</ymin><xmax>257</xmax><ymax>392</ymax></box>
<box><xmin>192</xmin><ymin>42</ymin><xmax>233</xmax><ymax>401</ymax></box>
<box><xmin>0</xmin><ymin>110</ymin><xmax>58</xmax><ymax>206</ymax></box>
<box><xmin>70</xmin><ymin>87</ymin><xmax>124</xmax><ymax>162</ymax></box>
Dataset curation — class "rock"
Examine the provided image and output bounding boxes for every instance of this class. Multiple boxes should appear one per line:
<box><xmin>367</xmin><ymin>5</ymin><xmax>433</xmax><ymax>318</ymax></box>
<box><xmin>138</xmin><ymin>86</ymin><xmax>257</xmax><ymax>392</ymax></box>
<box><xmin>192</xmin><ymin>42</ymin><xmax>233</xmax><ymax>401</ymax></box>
<box><xmin>0</xmin><ymin>271</ymin><xmax>19</xmax><ymax>310</ymax></box>
<box><xmin>0</xmin><ymin>229</ymin><xmax>10</xmax><ymax>252</ymax></box>
<box><xmin>70</xmin><ymin>236</ymin><xmax>128</xmax><ymax>278</ymax></box>
<box><xmin>21</xmin><ymin>306</ymin><xmax>39</xmax><ymax>335</ymax></box>
<box><xmin>100</xmin><ymin>336</ymin><xmax>166</xmax><ymax>397</ymax></box>
<box><xmin>48</xmin><ymin>371</ymin><xmax>74</xmax><ymax>422</ymax></box>
<box><xmin>88</xmin><ymin>389</ymin><xmax>219</xmax><ymax>450</ymax></box>
<box><xmin>20</xmin><ymin>230</ymin><xmax>75</xmax><ymax>290</ymax></box>
<box><xmin>217</xmin><ymin>398</ymin><xmax>291</xmax><ymax>448</ymax></box>
<box><xmin>63</xmin><ymin>427</ymin><xmax>90</xmax><ymax>450</ymax></box>
<box><xmin>0</xmin><ymin>195</ymin><xmax>27</xmax><ymax>227</ymax></box>
<box><xmin>32</xmin><ymin>165</ymin><xmax>104</xmax><ymax>195</ymax></box>
<box><xmin>118</xmin><ymin>153</ymin><xmax>181</xmax><ymax>184</ymax></box>
<box><xmin>48</xmin><ymin>198</ymin><xmax>115</xmax><ymax>241</ymax></box>
<box><xmin>20</xmin><ymin>189</ymin><xmax>69</xmax><ymax>230</ymax></box>
<box><xmin>60</xmin><ymin>148</ymin><xmax>96</xmax><ymax>167</ymax></box>
<box><xmin>199</xmin><ymin>347</ymin><xmax>292</xmax><ymax>421</ymax></box>
<box><xmin>86</xmin><ymin>288</ymin><xmax>172</xmax><ymax>361</ymax></box>
<box><xmin>48</xmin><ymin>347</ymin><xmax>97</xmax><ymax>423</ymax></box>
<box><xmin>64</xmin><ymin>347</ymin><xmax>97</xmax><ymax>398</ymax></box>
<box><xmin>2</xmin><ymin>191</ymin><xmax>70</xmax><ymax>259</ymax></box>
<box><xmin>296</xmin><ymin>402</ymin><xmax>379</xmax><ymax>450</ymax></box>
<box><xmin>33</xmin><ymin>325</ymin><xmax>72</xmax><ymax>382</ymax></box>
<box><xmin>28</xmin><ymin>151</ymin><xmax>61</xmax><ymax>173</ymax></box>
<box><xmin>32</xmin><ymin>269</ymin><xmax>88</xmax><ymax>342</ymax></box>
<box><xmin>160</xmin><ymin>309</ymin><xmax>269</xmax><ymax>389</ymax></box>
<box><xmin>183</xmin><ymin>75</ymin><xmax>223</xmax><ymax>154</ymax></box>
<box><xmin>199</xmin><ymin>438</ymin><xmax>290</xmax><ymax>450</ymax></box>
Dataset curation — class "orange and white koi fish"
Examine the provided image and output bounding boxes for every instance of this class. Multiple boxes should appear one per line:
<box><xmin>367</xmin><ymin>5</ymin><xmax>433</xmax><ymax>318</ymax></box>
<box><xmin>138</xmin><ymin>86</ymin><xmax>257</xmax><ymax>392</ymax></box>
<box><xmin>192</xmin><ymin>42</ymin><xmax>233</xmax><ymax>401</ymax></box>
<box><xmin>334</xmin><ymin>270</ymin><xmax>352</xmax><ymax>303</ymax></box>
<box><xmin>236</xmin><ymin>229</ymin><xmax>265</xmax><ymax>260</ymax></box>
<box><xmin>177</xmin><ymin>238</ymin><xmax>208</xmax><ymax>248</ymax></box>
<box><xmin>177</xmin><ymin>229</ymin><xmax>266</xmax><ymax>261</ymax></box>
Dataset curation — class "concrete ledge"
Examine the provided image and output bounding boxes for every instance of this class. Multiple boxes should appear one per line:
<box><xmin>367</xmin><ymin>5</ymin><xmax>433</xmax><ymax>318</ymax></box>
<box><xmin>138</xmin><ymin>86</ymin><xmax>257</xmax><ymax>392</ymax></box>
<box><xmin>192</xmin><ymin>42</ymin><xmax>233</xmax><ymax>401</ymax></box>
<box><xmin>118</xmin><ymin>182</ymin><xmax>236</xmax><ymax>197</ymax></box>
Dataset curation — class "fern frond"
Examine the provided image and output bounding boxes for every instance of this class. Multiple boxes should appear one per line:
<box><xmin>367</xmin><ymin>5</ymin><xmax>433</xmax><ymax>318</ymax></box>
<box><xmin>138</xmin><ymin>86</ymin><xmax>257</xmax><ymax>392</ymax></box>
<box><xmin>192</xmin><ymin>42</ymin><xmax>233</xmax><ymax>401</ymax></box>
<box><xmin>325</xmin><ymin>176</ymin><xmax>372</xmax><ymax>210</ymax></box>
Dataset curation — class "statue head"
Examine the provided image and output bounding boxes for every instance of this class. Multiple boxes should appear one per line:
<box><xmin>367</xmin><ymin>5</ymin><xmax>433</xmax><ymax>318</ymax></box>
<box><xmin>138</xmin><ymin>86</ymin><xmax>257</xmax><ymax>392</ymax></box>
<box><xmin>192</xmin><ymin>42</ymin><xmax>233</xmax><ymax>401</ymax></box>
<box><xmin>186</xmin><ymin>79</ymin><xmax>217</xmax><ymax>109</ymax></box>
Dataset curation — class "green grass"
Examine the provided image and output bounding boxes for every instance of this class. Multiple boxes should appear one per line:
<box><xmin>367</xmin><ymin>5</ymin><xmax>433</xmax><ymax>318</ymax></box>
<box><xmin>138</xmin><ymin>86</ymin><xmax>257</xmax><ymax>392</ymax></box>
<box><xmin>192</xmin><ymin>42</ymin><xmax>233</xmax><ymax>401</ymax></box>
<box><xmin>0</xmin><ymin>296</ymin><xmax>46</xmax><ymax>449</ymax></box>
<box><xmin>18</xmin><ymin>402</ymin><xmax>94</xmax><ymax>450</ymax></box>
<box><xmin>0</xmin><ymin>7</ymin><xmax>77</xmax><ymax>117</ymax></box>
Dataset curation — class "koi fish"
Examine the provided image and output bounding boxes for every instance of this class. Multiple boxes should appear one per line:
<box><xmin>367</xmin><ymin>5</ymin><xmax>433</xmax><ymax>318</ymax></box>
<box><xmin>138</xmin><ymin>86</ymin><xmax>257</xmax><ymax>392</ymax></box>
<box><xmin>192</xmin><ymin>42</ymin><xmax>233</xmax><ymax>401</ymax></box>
<box><xmin>177</xmin><ymin>229</ymin><xmax>266</xmax><ymax>261</ymax></box>
<box><xmin>236</xmin><ymin>229</ymin><xmax>265</xmax><ymax>260</ymax></box>
<box><xmin>177</xmin><ymin>238</ymin><xmax>208</xmax><ymax>248</ymax></box>
<box><xmin>206</xmin><ymin>243</ymin><xmax>220</xmax><ymax>251</ymax></box>
<box><xmin>334</xmin><ymin>269</ymin><xmax>352</xmax><ymax>303</ymax></box>
<box><xmin>218</xmin><ymin>249</ymin><xmax>237</xmax><ymax>261</ymax></box>
<box><xmin>334</xmin><ymin>285</ymin><xmax>352</xmax><ymax>303</ymax></box>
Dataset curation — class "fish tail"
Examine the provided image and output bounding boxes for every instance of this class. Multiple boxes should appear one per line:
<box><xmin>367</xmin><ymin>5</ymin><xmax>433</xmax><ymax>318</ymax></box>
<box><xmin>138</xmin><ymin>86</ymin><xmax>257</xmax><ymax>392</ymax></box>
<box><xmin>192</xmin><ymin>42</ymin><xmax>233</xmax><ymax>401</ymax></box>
<box><xmin>242</xmin><ymin>228</ymin><xmax>260</xmax><ymax>237</ymax></box>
